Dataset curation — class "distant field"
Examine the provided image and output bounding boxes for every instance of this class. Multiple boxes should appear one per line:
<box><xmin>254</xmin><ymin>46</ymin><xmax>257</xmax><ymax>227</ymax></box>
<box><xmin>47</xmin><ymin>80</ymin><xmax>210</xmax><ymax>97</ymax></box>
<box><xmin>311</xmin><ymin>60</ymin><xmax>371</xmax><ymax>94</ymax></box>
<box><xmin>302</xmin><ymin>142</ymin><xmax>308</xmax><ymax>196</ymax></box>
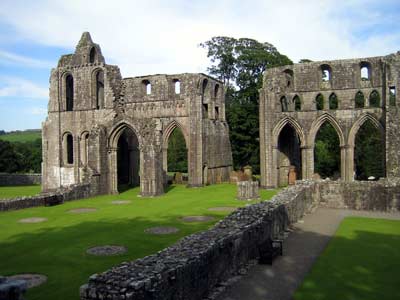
<box><xmin>0</xmin><ymin>131</ymin><xmax>41</xmax><ymax>142</ymax></box>
<box><xmin>0</xmin><ymin>185</ymin><xmax>41</xmax><ymax>199</ymax></box>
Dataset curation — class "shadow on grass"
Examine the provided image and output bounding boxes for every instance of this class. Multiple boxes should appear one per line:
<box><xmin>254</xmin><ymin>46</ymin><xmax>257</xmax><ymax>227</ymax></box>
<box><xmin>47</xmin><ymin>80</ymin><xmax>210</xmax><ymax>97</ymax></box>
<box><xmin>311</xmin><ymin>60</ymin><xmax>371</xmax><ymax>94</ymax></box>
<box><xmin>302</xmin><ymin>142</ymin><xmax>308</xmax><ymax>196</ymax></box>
<box><xmin>0</xmin><ymin>215</ymin><xmax>214</xmax><ymax>300</ymax></box>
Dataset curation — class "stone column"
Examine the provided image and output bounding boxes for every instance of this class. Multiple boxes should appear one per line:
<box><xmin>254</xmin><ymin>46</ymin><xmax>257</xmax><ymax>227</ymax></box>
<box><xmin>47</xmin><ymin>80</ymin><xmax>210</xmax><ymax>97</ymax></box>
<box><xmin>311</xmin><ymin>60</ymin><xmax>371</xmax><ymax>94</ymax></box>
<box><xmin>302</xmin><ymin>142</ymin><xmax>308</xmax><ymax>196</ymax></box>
<box><xmin>345</xmin><ymin>145</ymin><xmax>354</xmax><ymax>182</ymax></box>
<box><xmin>162</xmin><ymin>146</ymin><xmax>168</xmax><ymax>172</ymax></box>
<box><xmin>340</xmin><ymin>145</ymin><xmax>347</xmax><ymax>181</ymax></box>
<box><xmin>302</xmin><ymin>146</ymin><xmax>314</xmax><ymax>180</ymax></box>
<box><xmin>139</xmin><ymin>145</ymin><xmax>165</xmax><ymax>197</ymax></box>
<box><xmin>108</xmin><ymin>148</ymin><xmax>118</xmax><ymax>194</ymax></box>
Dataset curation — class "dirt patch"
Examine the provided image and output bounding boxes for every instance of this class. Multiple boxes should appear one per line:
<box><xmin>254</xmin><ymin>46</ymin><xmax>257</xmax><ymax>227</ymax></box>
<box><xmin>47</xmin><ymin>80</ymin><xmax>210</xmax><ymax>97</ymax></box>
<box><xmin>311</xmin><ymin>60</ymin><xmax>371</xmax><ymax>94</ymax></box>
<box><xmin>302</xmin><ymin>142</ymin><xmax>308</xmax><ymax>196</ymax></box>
<box><xmin>18</xmin><ymin>217</ymin><xmax>47</xmax><ymax>223</ymax></box>
<box><xmin>68</xmin><ymin>208</ymin><xmax>97</xmax><ymax>214</ymax></box>
<box><xmin>145</xmin><ymin>226</ymin><xmax>180</xmax><ymax>235</ymax></box>
<box><xmin>7</xmin><ymin>274</ymin><xmax>47</xmax><ymax>289</ymax></box>
<box><xmin>111</xmin><ymin>200</ymin><xmax>131</xmax><ymax>205</ymax></box>
<box><xmin>208</xmin><ymin>207</ymin><xmax>237</xmax><ymax>212</ymax></box>
<box><xmin>181</xmin><ymin>216</ymin><xmax>215</xmax><ymax>222</ymax></box>
<box><xmin>86</xmin><ymin>245</ymin><xmax>127</xmax><ymax>256</ymax></box>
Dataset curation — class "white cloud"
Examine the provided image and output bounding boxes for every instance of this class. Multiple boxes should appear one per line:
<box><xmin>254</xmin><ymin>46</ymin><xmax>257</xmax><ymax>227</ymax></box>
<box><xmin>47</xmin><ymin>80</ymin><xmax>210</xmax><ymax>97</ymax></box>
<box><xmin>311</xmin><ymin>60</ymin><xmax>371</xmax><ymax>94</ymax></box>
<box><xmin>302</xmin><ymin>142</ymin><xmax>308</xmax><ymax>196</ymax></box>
<box><xmin>0</xmin><ymin>76</ymin><xmax>48</xmax><ymax>99</ymax></box>
<box><xmin>0</xmin><ymin>50</ymin><xmax>53</xmax><ymax>68</ymax></box>
<box><xmin>0</xmin><ymin>0</ymin><xmax>398</xmax><ymax>77</ymax></box>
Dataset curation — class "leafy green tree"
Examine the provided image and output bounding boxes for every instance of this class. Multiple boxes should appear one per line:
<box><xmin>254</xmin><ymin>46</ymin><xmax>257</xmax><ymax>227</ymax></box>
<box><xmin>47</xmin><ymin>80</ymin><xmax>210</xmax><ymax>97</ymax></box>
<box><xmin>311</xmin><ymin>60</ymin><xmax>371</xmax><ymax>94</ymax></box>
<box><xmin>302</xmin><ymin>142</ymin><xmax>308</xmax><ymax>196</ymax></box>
<box><xmin>0</xmin><ymin>140</ymin><xmax>21</xmax><ymax>173</ymax></box>
<box><xmin>299</xmin><ymin>59</ymin><xmax>313</xmax><ymax>63</ymax></box>
<box><xmin>201</xmin><ymin>37</ymin><xmax>292</xmax><ymax>173</ymax></box>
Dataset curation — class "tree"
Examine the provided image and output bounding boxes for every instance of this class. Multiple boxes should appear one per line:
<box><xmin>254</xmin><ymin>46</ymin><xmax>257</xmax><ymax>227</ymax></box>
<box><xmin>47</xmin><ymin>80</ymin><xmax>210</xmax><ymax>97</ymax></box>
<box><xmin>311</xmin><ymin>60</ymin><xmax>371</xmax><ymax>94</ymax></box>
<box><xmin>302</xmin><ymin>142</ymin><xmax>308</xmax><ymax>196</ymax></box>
<box><xmin>167</xmin><ymin>128</ymin><xmax>187</xmax><ymax>173</ymax></box>
<box><xmin>201</xmin><ymin>37</ymin><xmax>292</xmax><ymax>172</ymax></box>
<box><xmin>299</xmin><ymin>59</ymin><xmax>313</xmax><ymax>63</ymax></box>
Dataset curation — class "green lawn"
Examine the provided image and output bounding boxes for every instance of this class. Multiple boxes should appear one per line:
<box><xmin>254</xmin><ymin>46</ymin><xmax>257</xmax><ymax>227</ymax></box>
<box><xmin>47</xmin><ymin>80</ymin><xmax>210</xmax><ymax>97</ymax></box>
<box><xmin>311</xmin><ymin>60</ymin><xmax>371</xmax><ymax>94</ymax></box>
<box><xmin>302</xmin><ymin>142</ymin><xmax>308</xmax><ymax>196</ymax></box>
<box><xmin>0</xmin><ymin>183</ymin><xmax>277</xmax><ymax>300</ymax></box>
<box><xmin>0</xmin><ymin>131</ymin><xmax>41</xmax><ymax>142</ymax></box>
<box><xmin>294</xmin><ymin>217</ymin><xmax>400</xmax><ymax>300</ymax></box>
<box><xmin>0</xmin><ymin>185</ymin><xmax>41</xmax><ymax>199</ymax></box>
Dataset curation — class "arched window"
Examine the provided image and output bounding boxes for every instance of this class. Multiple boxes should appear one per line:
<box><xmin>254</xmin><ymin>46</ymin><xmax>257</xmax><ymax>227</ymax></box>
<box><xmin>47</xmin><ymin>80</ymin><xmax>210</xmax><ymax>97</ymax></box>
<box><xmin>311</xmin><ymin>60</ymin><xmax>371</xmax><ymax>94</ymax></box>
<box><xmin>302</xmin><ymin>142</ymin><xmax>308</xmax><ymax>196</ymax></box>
<box><xmin>95</xmin><ymin>70</ymin><xmax>104</xmax><ymax>109</ymax></box>
<box><xmin>64</xmin><ymin>134</ymin><xmax>74</xmax><ymax>165</ymax></box>
<box><xmin>360</xmin><ymin>62</ymin><xmax>371</xmax><ymax>80</ymax></box>
<box><xmin>202</xmin><ymin>79</ymin><xmax>208</xmax><ymax>95</ymax></box>
<box><xmin>214</xmin><ymin>84</ymin><xmax>220</xmax><ymax>98</ymax></box>
<box><xmin>316</xmin><ymin>94</ymin><xmax>324</xmax><ymax>110</ymax></box>
<box><xmin>89</xmin><ymin>47</ymin><xmax>97</xmax><ymax>64</ymax></box>
<box><xmin>389</xmin><ymin>87</ymin><xmax>396</xmax><ymax>106</ymax></box>
<box><xmin>293</xmin><ymin>95</ymin><xmax>301</xmax><ymax>111</ymax></box>
<box><xmin>321</xmin><ymin>64</ymin><xmax>332</xmax><ymax>82</ymax></box>
<box><xmin>80</xmin><ymin>132</ymin><xmax>89</xmax><ymax>166</ymax></box>
<box><xmin>174</xmin><ymin>79</ymin><xmax>180</xmax><ymax>94</ymax></box>
<box><xmin>355</xmin><ymin>91</ymin><xmax>365</xmax><ymax>108</ymax></box>
<box><xmin>66</xmin><ymin>74</ymin><xmax>74</xmax><ymax>111</ymax></box>
<box><xmin>143</xmin><ymin>80</ymin><xmax>151</xmax><ymax>95</ymax></box>
<box><xmin>284</xmin><ymin>69</ymin><xmax>294</xmax><ymax>87</ymax></box>
<box><xmin>201</xmin><ymin>79</ymin><xmax>208</xmax><ymax>119</ymax></box>
<box><xmin>280</xmin><ymin>96</ymin><xmax>288</xmax><ymax>112</ymax></box>
<box><xmin>329</xmin><ymin>93</ymin><xmax>338</xmax><ymax>110</ymax></box>
<box><xmin>369</xmin><ymin>90</ymin><xmax>380</xmax><ymax>107</ymax></box>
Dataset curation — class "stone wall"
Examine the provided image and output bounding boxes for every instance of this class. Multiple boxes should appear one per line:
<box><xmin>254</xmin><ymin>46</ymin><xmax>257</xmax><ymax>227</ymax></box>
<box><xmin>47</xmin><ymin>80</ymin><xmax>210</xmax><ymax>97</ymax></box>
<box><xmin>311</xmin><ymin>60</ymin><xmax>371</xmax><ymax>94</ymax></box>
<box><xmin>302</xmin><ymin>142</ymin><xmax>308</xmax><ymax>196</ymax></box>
<box><xmin>0</xmin><ymin>173</ymin><xmax>41</xmax><ymax>186</ymax></box>
<box><xmin>80</xmin><ymin>183</ymin><xmax>317</xmax><ymax>300</ymax></box>
<box><xmin>316</xmin><ymin>179</ymin><xmax>400</xmax><ymax>211</ymax></box>
<box><xmin>0</xmin><ymin>183</ymin><xmax>91</xmax><ymax>212</ymax></box>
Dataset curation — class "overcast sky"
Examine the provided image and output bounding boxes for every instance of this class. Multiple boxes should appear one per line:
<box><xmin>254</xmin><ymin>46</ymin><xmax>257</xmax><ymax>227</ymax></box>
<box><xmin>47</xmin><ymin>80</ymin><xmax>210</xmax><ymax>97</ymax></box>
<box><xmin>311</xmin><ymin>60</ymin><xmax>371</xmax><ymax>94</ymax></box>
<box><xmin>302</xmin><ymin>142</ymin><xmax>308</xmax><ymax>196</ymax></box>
<box><xmin>0</xmin><ymin>0</ymin><xmax>399</xmax><ymax>131</ymax></box>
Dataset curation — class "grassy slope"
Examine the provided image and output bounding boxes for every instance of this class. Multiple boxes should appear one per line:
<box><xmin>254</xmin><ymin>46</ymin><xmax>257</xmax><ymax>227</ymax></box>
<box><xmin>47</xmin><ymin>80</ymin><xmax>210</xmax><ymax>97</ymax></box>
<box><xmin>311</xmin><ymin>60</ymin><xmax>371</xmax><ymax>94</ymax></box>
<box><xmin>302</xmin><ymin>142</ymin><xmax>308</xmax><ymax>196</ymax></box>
<box><xmin>0</xmin><ymin>131</ymin><xmax>41</xmax><ymax>142</ymax></box>
<box><xmin>0</xmin><ymin>185</ymin><xmax>41</xmax><ymax>199</ymax></box>
<box><xmin>294</xmin><ymin>217</ymin><xmax>400</xmax><ymax>300</ymax></box>
<box><xmin>0</xmin><ymin>184</ymin><xmax>277</xmax><ymax>300</ymax></box>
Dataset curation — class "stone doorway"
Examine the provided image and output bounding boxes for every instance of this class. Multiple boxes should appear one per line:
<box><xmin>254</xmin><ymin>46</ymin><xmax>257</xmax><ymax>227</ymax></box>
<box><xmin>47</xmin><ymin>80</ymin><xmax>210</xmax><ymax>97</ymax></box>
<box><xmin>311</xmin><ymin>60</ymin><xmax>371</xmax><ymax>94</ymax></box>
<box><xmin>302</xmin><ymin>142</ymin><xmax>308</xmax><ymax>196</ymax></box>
<box><xmin>117</xmin><ymin>127</ymin><xmax>139</xmax><ymax>192</ymax></box>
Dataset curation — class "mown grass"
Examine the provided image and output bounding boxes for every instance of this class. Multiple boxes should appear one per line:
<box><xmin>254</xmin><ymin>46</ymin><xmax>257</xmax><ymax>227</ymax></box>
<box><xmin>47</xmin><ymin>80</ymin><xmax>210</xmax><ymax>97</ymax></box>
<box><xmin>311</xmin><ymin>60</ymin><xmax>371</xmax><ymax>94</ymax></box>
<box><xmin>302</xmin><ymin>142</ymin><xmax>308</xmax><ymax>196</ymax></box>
<box><xmin>294</xmin><ymin>217</ymin><xmax>400</xmax><ymax>300</ymax></box>
<box><xmin>0</xmin><ymin>131</ymin><xmax>41</xmax><ymax>142</ymax></box>
<box><xmin>0</xmin><ymin>183</ymin><xmax>277</xmax><ymax>300</ymax></box>
<box><xmin>0</xmin><ymin>185</ymin><xmax>41</xmax><ymax>199</ymax></box>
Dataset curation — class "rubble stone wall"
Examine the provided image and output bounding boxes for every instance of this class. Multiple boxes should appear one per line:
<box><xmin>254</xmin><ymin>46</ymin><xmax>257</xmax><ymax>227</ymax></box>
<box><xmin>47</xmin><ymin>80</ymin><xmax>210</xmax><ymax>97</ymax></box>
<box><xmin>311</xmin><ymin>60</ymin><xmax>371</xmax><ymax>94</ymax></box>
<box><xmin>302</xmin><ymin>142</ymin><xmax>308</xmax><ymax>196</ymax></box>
<box><xmin>0</xmin><ymin>183</ymin><xmax>91</xmax><ymax>212</ymax></box>
<box><xmin>79</xmin><ymin>183</ymin><xmax>317</xmax><ymax>300</ymax></box>
<box><xmin>0</xmin><ymin>173</ymin><xmax>41</xmax><ymax>186</ymax></box>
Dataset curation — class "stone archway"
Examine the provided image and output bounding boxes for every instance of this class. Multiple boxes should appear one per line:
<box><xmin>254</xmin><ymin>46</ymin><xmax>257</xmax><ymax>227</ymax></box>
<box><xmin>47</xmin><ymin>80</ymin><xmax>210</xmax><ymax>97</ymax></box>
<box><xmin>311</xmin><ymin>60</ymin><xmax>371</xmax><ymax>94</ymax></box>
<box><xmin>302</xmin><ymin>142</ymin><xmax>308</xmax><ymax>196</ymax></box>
<box><xmin>117</xmin><ymin>127</ymin><xmax>139</xmax><ymax>191</ymax></box>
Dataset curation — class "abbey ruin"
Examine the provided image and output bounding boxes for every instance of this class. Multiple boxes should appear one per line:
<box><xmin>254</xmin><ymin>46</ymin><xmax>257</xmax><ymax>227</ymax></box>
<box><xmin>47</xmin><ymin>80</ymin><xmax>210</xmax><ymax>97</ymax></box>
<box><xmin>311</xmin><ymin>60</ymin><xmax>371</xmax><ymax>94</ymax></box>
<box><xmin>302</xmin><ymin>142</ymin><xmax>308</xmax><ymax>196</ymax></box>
<box><xmin>260</xmin><ymin>52</ymin><xmax>400</xmax><ymax>188</ymax></box>
<box><xmin>41</xmin><ymin>32</ymin><xmax>233</xmax><ymax>196</ymax></box>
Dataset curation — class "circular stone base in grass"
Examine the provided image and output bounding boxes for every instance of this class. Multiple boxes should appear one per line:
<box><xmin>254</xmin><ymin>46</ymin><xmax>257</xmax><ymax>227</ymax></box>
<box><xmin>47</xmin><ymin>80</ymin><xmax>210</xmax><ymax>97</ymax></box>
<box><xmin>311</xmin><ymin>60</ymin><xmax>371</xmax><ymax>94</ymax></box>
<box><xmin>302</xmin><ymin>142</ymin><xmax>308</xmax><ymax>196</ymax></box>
<box><xmin>145</xmin><ymin>226</ymin><xmax>180</xmax><ymax>235</ymax></box>
<box><xmin>7</xmin><ymin>274</ymin><xmax>47</xmax><ymax>289</ymax></box>
<box><xmin>208</xmin><ymin>207</ymin><xmax>237</xmax><ymax>212</ymax></box>
<box><xmin>68</xmin><ymin>208</ymin><xmax>97</xmax><ymax>214</ymax></box>
<box><xmin>111</xmin><ymin>200</ymin><xmax>131</xmax><ymax>205</ymax></box>
<box><xmin>86</xmin><ymin>245</ymin><xmax>127</xmax><ymax>256</ymax></box>
<box><xmin>181</xmin><ymin>216</ymin><xmax>215</xmax><ymax>222</ymax></box>
<box><xmin>18</xmin><ymin>217</ymin><xmax>47</xmax><ymax>223</ymax></box>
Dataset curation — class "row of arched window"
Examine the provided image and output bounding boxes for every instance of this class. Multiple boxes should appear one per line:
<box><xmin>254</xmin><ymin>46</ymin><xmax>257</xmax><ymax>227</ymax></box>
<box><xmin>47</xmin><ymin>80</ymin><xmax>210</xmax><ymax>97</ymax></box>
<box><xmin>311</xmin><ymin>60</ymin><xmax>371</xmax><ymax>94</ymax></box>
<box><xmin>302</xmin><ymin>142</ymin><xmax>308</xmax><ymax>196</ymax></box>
<box><xmin>280</xmin><ymin>90</ymin><xmax>384</xmax><ymax>112</ymax></box>
<box><xmin>65</xmin><ymin>70</ymin><xmax>104</xmax><ymax>111</ymax></box>
<box><xmin>62</xmin><ymin>132</ymin><xmax>89</xmax><ymax>166</ymax></box>
<box><xmin>320</xmin><ymin>62</ymin><xmax>372</xmax><ymax>82</ymax></box>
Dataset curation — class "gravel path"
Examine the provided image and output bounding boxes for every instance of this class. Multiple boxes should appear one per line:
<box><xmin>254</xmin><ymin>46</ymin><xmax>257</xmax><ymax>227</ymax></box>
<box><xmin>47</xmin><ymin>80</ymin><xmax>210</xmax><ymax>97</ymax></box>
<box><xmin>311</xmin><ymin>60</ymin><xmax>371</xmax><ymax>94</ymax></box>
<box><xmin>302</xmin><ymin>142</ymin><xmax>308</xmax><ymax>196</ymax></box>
<box><xmin>217</xmin><ymin>208</ymin><xmax>400</xmax><ymax>300</ymax></box>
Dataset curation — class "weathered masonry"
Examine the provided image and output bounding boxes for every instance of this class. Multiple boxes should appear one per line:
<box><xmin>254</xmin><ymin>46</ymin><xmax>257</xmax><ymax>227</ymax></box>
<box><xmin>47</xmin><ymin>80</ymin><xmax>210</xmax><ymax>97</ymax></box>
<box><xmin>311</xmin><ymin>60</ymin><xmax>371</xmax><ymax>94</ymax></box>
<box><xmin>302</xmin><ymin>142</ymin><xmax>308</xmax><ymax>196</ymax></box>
<box><xmin>260</xmin><ymin>52</ymin><xmax>400</xmax><ymax>188</ymax></box>
<box><xmin>42</xmin><ymin>32</ymin><xmax>233</xmax><ymax>196</ymax></box>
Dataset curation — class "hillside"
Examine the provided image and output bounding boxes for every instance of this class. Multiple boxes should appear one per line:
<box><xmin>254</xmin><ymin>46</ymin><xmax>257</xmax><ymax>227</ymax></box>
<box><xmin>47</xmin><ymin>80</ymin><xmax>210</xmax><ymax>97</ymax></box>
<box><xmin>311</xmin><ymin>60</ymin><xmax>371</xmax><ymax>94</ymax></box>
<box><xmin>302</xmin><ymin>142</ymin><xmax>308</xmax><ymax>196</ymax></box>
<box><xmin>0</xmin><ymin>130</ymin><xmax>42</xmax><ymax>142</ymax></box>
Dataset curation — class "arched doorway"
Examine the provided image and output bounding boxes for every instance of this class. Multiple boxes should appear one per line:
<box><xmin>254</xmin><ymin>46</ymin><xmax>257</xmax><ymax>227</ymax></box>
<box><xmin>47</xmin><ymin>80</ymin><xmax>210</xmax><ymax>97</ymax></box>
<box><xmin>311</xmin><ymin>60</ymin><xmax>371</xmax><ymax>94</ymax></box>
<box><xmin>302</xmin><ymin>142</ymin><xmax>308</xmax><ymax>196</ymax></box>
<box><xmin>314</xmin><ymin>122</ymin><xmax>341</xmax><ymax>179</ymax></box>
<box><xmin>117</xmin><ymin>127</ymin><xmax>139</xmax><ymax>191</ymax></box>
<box><xmin>354</xmin><ymin>120</ymin><xmax>384</xmax><ymax>180</ymax></box>
<box><xmin>277</xmin><ymin>123</ymin><xmax>302</xmax><ymax>186</ymax></box>
<box><xmin>165</xmin><ymin>126</ymin><xmax>188</xmax><ymax>184</ymax></box>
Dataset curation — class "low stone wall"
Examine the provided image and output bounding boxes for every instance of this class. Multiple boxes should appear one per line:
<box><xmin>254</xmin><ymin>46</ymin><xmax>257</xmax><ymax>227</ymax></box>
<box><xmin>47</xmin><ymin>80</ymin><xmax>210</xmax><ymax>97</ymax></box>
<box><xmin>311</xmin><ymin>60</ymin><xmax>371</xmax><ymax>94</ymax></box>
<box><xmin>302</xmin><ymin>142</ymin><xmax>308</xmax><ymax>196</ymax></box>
<box><xmin>80</xmin><ymin>182</ymin><xmax>317</xmax><ymax>300</ymax></box>
<box><xmin>0</xmin><ymin>184</ymin><xmax>92</xmax><ymax>212</ymax></box>
<box><xmin>0</xmin><ymin>173</ymin><xmax>41</xmax><ymax>186</ymax></box>
<box><xmin>316</xmin><ymin>179</ymin><xmax>400</xmax><ymax>211</ymax></box>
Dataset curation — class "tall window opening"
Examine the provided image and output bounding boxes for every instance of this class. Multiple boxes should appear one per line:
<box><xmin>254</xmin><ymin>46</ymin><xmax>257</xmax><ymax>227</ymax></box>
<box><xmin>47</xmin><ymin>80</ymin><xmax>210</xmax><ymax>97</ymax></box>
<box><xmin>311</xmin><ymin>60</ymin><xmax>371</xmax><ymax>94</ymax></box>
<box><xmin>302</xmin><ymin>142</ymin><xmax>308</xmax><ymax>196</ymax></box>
<box><xmin>143</xmin><ymin>80</ymin><xmax>151</xmax><ymax>95</ymax></box>
<box><xmin>360</xmin><ymin>62</ymin><xmax>371</xmax><ymax>80</ymax></box>
<box><xmin>294</xmin><ymin>95</ymin><xmax>301</xmax><ymax>111</ymax></box>
<box><xmin>280</xmin><ymin>96</ymin><xmax>288</xmax><ymax>112</ymax></box>
<box><xmin>89</xmin><ymin>47</ymin><xmax>97</xmax><ymax>64</ymax></box>
<box><xmin>355</xmin><ymin>91</ymin><xmax>365</xmax><ymax>108</ymax></box>
<box><xmin>314</xmin><ymin>122</ymin><xmax>340</xmax><ymax>179</ymax></box>
<box><xmin>316</xmin><ymin>94</ymin><xmax>324</xmax><ymax>110</ymax></box>
<box><xmin>167</xmin><ymin>127</ymin><xmax>188</xmax><ymax>182</ymax></box>
<box><xmin>81</xmin><ymin>133</ymin><xmax>89</xmax><ymax>166</ymax></box>
<box><xmin>66</xmin><ymin>74</ymin><xmax>74</xmax><ymax>111</ymax></box>
<box><xmin>369</xmin><ymin>90</ymin><xmax>380</xmax><ymax>108</ymax></box>
<box><xmin>329</xmin><ymin>93</ymin><xmax>338</xmax><ymax>110</ymax></box>
<box><xmin>389</xmin><ymin>87</ymin><xmax>396</xmax><ymax>106</ymax></box>
<box><xmin>355</xmin><ymin>120</ymin><xmax>384</xmax><ymax>180</ymax></box>
<box><xmin>214</xmin><ymin>84</ymin><xmax>220</xmax><ymax>98</ymax></box>
<box><xmin>96</xmin><ymin>70</ymin><xmax>104</xmax><ymax>109</ymax></box>
<box><xmin>117</xmin><ymin>128</ymin><xmax>139</xmax><ymax>191</ymax></box>
<box><xmin>66</xmin><ymin>134</ymin><xmax>74</xmax><ymax>164</ymax></box>
<box><xmin>321</xmin><ymin>65</ymin><xmax>331</xmax><ymax>82</ymax></box>
<box><xmin>174</xmin><ymin>79</ymin><xmax>180</xmax><ymax>94</ymax></box>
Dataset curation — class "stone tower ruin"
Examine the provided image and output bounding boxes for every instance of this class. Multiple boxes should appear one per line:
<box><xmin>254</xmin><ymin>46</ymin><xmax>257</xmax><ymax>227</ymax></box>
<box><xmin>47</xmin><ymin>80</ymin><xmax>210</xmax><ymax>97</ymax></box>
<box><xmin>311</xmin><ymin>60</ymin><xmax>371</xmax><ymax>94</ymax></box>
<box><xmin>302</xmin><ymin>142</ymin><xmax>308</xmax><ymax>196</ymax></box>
<box><xmin>42</xmin><ymin>32</ymin><xmax>233</xmax><ymax>196</ymax></box>
<box><xmin>260</xmin><ymin>52</ymin><xmax>400</xmax><ymax>188</ymax></box>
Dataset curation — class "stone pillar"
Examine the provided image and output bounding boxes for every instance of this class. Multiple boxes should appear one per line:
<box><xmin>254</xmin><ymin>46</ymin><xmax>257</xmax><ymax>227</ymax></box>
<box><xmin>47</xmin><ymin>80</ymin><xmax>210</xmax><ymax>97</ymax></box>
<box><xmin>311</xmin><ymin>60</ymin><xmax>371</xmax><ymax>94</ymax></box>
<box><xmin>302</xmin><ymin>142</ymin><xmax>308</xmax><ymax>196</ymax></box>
<box><xmin>108</xmin><ymin>148</ymin><xmax>118</xmax><ymax>194</ymax></box>
<box><xmin>340</xmin><ymin>145</ymin><xmax>347</xmax><ymax>180</ymax></box>
<box><xmin>302</xmin><ymin>146</ymin><xmax>314</xmax><ymax>180</ymax></box>
<box><xmin>139</xmin><ymin>145</ymin><xmax>165</xmax><ymax>197</ymax></box>
<box><xmin>345</xmin><ymin>145</ymin><xmax>355</xmax><ymax>182</ymax></box>
<box><xmin>236</xmin><ymin>181</ymin><xmax>260</xmax><ymax>200</ymax></box>
<box><xmin>162</xmin><ymin>147</ymin><xmax>168</xmax><ymax>172</ymax></box>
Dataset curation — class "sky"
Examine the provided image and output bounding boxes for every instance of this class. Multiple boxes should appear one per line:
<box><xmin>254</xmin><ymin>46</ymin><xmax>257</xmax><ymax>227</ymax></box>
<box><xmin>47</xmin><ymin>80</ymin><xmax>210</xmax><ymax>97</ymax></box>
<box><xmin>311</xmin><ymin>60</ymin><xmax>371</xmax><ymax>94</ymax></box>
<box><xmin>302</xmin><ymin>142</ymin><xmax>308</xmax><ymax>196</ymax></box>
<box><xmin>0</xmin><ymin>0</ymin><xmax>399</xmax><ymax>131</ymax></box>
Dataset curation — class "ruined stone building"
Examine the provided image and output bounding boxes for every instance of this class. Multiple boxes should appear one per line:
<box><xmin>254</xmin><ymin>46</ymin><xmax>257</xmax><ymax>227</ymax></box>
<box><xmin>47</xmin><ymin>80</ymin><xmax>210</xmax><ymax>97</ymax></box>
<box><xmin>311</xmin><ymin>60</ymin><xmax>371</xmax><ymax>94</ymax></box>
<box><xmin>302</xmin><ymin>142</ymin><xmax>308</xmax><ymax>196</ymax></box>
<box><xmin>260</xmin><ymin>52</ymin><xmax>400</xmax><ymax>188</ymax></box>
<box><xmin>42</xmin><ymin>32</ymin><xmax>233</xmax><ymax>196</ymax></box>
